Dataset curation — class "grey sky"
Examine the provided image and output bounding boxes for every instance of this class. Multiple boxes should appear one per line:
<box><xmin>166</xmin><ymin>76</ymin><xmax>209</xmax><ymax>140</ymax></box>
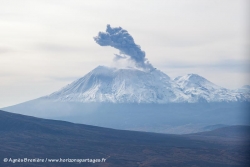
<box><xmin>0</xmin><ymin>0</ymin><xmax>249</xmax><ymax>107</ymax></box>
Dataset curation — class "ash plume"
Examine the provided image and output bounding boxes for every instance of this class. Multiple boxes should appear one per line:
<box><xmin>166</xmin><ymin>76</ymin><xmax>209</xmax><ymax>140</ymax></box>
<box><xmin>94</xmin><ymin>24</ymin><xmax>153</xmax><ymax>70</ymax></box>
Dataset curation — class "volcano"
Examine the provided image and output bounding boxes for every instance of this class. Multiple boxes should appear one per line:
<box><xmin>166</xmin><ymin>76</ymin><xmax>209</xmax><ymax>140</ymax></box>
<box><xmin>2</xmin><ymin>66</ymin><xmax>250</xmax><ymax>134</ymax></box>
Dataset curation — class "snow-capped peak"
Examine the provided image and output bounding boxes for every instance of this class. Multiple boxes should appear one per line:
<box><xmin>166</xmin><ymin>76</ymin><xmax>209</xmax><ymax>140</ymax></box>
<box><xmin>174</xmin><ymin>74</ymin><xmax>222</xmax><ymax>90</ymax></box>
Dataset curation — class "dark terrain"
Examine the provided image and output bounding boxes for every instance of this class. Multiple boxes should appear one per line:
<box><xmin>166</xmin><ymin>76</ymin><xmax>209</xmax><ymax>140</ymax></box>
<box><xmin>0</xmin><ymin>110</ymin><xmax>249</xmax><ymax>167</ymax></box>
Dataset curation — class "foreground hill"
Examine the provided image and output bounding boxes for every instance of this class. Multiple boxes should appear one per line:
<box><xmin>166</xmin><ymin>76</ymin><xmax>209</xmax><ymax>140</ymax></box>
<box><xmin>0</xmin><ymin>110</ymin><xmax>249</xmax><ymax>167</ymax></box>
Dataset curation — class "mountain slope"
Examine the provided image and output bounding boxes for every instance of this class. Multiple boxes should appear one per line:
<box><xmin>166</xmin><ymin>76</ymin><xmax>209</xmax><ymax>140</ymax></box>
<box><xmin>234</xmin><ymin>85</ymin><xmax>250</xmax><ymax>100</ymax></box>
<box><xmin>0</xmin><ymin>110</ymin><xmax>249</xmax><ymax>167</ymax></box>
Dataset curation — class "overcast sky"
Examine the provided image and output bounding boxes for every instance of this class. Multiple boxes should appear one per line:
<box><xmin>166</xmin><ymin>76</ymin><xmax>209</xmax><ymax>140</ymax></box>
<box><xmin>0</xmin><ymin>0</ymin><xmax>249</xmax><ymax>107</ymax></box>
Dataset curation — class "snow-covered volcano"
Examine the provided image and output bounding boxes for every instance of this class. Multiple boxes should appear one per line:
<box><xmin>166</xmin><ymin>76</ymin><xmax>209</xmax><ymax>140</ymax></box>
<box><xmin>47</xmin><ymin>66</ymin><xmax>181</xmax><ymax>103</ymax></box>
<box><xmin>3</xmin><ymin>65</ymin><xmax>249</xmax><ymax>134</ymax></box>
<box><xmin>46</xmin><ymin>66</ymin><xmax>249</xmax><ymax>103</ymax></box>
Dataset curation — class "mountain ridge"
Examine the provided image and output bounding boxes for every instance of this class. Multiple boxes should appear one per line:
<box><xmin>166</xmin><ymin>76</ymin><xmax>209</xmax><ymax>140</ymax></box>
<box><xmin>45</xmin><ymin>66</ymin><xmax>249</xmax><ymax>103</ymax></box>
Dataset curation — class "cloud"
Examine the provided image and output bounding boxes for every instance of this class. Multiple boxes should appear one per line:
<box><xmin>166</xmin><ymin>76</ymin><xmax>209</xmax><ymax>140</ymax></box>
<box><xmin>161</xmin><ymin>59</ymin><xmax>250</xmax><ymax>73</ymax></box>
<box><xmin>94</xmin><ymin>24</ymin><xmax>153</xmax><ymax>70</ymax></box>
<box><xmin>36</xmin><ymin>43</ymin><xmax>85</xmax><ymax>53</ymax></box>
<box><xmin>0</xmin><ymin>47</ymin><xmax>12</xmax><ymax>54</ymax></box>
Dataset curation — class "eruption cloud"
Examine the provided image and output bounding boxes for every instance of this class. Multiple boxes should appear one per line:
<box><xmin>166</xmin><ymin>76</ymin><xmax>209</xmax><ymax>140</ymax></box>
<box><xmin>94</xmin><ymin>24</ymin><xmax>153</xmax><ymax>70</ymax></box>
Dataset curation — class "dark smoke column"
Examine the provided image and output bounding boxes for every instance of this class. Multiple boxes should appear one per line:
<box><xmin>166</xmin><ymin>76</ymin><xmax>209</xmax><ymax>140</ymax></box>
<box><xmin>94</xmin><ymin>24</ymin><xmax>153</xmax><ymax>70</ymax></box>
